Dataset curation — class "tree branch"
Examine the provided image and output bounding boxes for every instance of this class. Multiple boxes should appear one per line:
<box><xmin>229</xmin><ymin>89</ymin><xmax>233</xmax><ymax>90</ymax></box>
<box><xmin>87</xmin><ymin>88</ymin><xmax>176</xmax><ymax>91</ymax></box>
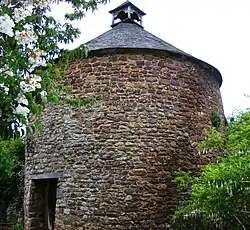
<box><xmin>234</xmin><ymin>215</ymin><xmax>246</xmax><ymax>230</ymax></box>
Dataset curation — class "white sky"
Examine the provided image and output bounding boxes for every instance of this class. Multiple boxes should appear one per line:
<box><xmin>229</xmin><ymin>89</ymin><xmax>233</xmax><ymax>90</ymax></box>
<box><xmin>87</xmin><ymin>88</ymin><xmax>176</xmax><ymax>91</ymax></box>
<box><xmin>50</xmin><ymin>0</ymin><xmax>250</xmax><ymax>117</ymax></box>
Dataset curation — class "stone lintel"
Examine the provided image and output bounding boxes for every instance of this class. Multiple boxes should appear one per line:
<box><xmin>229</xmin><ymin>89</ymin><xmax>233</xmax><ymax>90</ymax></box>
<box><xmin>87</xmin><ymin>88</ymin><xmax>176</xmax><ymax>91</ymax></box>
<box><xmin>30</xmin><ymin>172</ymin><xmax>64</xmax><ymax>180</ymax></box>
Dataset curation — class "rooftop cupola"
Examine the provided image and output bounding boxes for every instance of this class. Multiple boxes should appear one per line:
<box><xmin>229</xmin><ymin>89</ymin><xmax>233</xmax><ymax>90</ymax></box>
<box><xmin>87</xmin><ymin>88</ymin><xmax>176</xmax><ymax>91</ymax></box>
<box><xmin>109</xmin><ymin>1</ymin><xmax>146</xmax><ymax>28</ymax></box>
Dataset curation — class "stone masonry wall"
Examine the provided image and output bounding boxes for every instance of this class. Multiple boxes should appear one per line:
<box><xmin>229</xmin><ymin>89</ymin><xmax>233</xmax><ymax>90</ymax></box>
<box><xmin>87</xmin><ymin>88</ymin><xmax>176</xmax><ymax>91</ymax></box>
<box><xmin>25</xmin><ymin>53</ymin><xmax>224</xmax><ymax>229</ymax></box>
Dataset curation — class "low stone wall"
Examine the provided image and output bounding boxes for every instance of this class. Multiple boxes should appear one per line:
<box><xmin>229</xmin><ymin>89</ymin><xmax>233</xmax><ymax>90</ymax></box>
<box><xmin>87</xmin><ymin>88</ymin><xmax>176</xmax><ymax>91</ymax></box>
<box><xmin>25</xmin><ymin>53</ymin><xmax>224</xmax><ymax>229</ymax></box>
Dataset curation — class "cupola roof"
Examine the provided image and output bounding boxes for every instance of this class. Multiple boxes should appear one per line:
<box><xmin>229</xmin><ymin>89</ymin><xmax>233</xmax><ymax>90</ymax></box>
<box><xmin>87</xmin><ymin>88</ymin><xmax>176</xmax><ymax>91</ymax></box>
<box><xmin>109</xmin><ymin>0</ymin><xmax>146</xmax><ymax>27</ymax></box>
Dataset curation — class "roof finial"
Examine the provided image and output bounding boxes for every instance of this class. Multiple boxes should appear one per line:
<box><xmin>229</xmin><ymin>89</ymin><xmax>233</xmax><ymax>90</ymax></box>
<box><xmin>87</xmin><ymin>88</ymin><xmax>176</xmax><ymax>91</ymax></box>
<box><xmin>109</xmin><ymin>1</ymin><xmax>146</xmax><ymax>28</ymax></box>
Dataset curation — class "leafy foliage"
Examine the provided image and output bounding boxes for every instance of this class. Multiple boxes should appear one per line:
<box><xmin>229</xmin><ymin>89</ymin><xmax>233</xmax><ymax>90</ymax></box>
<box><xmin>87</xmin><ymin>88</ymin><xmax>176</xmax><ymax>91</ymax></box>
<box><xmin>12</xmin><ymin>224</ymin><xmax>24</xmax><ymax>230</ymax></box>
<box><xmin>0</xmin><ymin>0</ymin><xmax>108</xmax><ymax>226</ymax></box>
<box><xmin>0</xmin><ymin>137</ymin><xmax>24</xmax><ymax>225</ymax></box>
<box><xmin>0</xmin><ymin>0</ymin><xmax>108</xmax><ymax>133</ymax></box>
<box><xmin>0</xmin><ymin>0</ymin><xmax>108</xmax><ymax>177</ymax></box>
<box><xmin>198</xmin><ymin>127</ymin><xmax>224</xmax><ymax>152</ymax></box>
<box><xmin>211</xmin><ymin>111</ymin><xmax>221</xmax><ymax>129</ymax></box>
<box><xmin>173</xmin><ymin>110</ymin><xmax>250</xmax><ymax>230</ymax></box>
<box><xmin>0</xmin><ymin>138</ymin><xmax>24</xmax><ymax>179</ymax></box>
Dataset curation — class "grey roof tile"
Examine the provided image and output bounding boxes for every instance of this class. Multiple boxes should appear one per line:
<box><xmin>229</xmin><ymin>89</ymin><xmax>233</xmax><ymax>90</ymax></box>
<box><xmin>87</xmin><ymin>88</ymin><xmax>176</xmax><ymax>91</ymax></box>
<box><xmin>86</xmin><ymin>22</ymin><xmax>190</xmax><ymax>56</ymax></box>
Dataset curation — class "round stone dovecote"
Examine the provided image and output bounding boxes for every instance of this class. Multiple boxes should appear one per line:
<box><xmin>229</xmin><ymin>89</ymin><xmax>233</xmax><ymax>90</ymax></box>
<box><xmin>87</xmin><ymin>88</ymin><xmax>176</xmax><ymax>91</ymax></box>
<box><xmin>24</xmin><ymin>1</ymin><xmax>224</xmax><ymax>230</ymax></box>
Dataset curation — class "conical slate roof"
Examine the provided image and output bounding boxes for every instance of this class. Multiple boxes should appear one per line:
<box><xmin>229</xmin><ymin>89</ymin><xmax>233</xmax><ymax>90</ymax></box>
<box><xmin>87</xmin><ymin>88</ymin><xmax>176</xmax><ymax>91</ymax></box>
<box><xmin>86</xmin><ymin>22</ymin><xmax>189</xmax><ymax>57</ymax></box>
<box><xmin>85</xmin><ymin>1</ymin><xmax>222</xmax><ymax>86</ymax></box>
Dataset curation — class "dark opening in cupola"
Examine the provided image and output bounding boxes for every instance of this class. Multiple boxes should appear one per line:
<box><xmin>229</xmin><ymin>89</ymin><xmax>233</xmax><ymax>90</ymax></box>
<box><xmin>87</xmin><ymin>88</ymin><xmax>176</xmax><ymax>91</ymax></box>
<box><xmin>109</xmin><ymin>1</ymin><xmax>146</xmax><ymax>27</ymax></box>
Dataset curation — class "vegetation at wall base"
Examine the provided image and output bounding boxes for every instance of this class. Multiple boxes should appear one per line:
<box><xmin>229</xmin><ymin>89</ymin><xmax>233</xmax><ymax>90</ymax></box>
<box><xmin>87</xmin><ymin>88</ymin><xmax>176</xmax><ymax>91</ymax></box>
<box><xmin>173</xmin><ymin>110</ymin><xmax>250</xmax><ymax>230</ymax></box>
<box><xmin>0</xmin><ymin>137</ymin><xmax>24</xmax><ymax>226</ymax></box>
<box><xmin>12</xmin><ymin>223</ymin><xmax>24</xmax><ymax>230</ymax></box>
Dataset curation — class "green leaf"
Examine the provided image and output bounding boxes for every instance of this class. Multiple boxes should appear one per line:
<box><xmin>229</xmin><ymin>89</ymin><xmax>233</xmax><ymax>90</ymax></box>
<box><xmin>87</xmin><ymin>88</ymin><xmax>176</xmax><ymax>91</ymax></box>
<box><xmin>173</xmin><ymin>110</ymin><xmax>250</xmax><ymax>229</ymax></box>
<box><xmin>34</xmin><ymin>119</ymin><xmax>43</xmax><ymax>132</ymax></box>
<box><xmin>54</xmin><ymin>68</ymin><xmax>60</xmax><ymax>77</ymax></box>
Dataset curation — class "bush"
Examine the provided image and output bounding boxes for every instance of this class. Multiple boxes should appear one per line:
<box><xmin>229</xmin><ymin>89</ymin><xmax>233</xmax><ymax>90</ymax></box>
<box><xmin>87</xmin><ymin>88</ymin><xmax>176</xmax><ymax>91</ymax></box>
<box><xmin>0</xmin><ymin>138</ymin><xmax>24</xmax><ymax>225</ymax></box>
<box><xmin>173</xmin><ymin>111</ymin><xmax>250</xmax><ymax>230</ymax></box>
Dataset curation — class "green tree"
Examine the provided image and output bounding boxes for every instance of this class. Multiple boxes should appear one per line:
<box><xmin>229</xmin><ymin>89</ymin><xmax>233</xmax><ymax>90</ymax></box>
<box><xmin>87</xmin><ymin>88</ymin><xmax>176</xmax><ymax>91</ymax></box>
<box><xmin>173</xmin><ymin>110</ymin><xmax>250</xmax><ymax>230</ymax></box>
<box><xmin>0</xmin><ymin>137</ymin><xmax>24</xmax><ymax>224</ymax></box>
<box><xmin>0</xmin><ymin>0</ymin><xmax>108</xmax><ymax>133</ymax></box>
<box><xmin>0</xmin><ymin>0</ymin><xmax>108</xmax><ymax>174</ymax></box>
<box><xmin>0</xmin><ymin>0</ymin><xmax>108</xmax><ymax>225</ymax></box>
